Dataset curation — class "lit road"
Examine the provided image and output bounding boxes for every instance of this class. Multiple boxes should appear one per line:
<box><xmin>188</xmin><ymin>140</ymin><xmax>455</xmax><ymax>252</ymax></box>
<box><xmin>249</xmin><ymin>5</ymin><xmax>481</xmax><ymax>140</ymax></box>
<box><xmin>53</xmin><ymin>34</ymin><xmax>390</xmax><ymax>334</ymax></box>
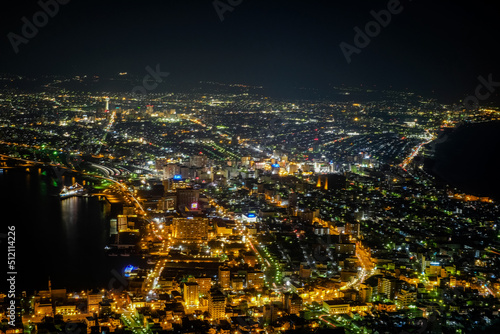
<box><xmin>143</xmin><ymin>256</ymin><xmax>168</xmax><ymax>295</ymax></box>
<box><xmin>341</xmin><ymin>242</ymin><xmax>376</xmax><ymax>291</ymax></box>
<box><xmin>319</xmin><ymin>315</ymin><xmax>337</xmax><ymax>328</ymax></box>
<box><xmin>399</xmin><ymin>130</ymin><xmax>434</xmax><ymax>169</ymax></box>
<box><xmin>121</xmin><ymin>309</ymin><xmax>152</xmax><ymax>334</ymax></box>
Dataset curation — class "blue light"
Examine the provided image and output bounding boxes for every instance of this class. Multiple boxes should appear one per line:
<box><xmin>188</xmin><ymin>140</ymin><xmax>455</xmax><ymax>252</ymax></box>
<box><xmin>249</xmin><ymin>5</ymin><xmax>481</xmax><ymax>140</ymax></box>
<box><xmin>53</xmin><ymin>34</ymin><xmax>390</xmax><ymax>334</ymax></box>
<box><xmin>248</xmin><ymin>213</ymin><xmax>256</xmax><ymax>218</ymax></box>
<box><xmin>124</xmin><ymin>265</ymin><xmax>136</xmax><ymax>277</ymax></box>
<box><xmin>173</xmin><ymin>175</ymin><xmax>182</xmax><ymax>180</ymax></box>
<box><xmin>124</xmin><ymin>265</ymin><xmax>135</xmax><ymax>272</ymax></box>
<box><xmin>271</xmin><ymin>163</ymin><xmax>280</xmax><ymax>168</ymax></box>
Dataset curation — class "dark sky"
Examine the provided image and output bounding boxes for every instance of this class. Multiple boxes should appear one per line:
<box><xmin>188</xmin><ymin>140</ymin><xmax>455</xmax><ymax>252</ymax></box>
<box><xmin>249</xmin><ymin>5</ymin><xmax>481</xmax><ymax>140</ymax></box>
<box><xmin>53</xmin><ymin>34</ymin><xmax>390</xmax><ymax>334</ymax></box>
<box><xmin>1</xmin><ymin>0</ymin><xmax>499</xmax><ymax>102</ymax></box>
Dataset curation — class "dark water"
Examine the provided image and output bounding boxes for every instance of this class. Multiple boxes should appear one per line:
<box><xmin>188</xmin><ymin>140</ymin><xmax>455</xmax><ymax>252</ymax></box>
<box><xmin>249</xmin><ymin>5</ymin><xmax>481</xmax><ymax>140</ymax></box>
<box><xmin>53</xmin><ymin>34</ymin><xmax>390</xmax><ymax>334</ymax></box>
<box><xmin>427</xmin><ymin>121</ymin><xmax>500</xmax><ymax>200</ymax></box>
<box><xmin>0</xmin><ymin>168</ymin><xmax>142</xmax><ymax>294</ymax></box>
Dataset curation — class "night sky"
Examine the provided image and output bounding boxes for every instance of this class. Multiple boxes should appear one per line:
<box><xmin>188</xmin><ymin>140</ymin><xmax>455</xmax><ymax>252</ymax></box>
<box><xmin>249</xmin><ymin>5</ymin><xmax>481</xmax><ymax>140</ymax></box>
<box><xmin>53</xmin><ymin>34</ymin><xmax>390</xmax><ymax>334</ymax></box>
<box><xmin>1</xmin><ymin>0</ymin><xmax>500</xmax><ymax>102</ymax></box>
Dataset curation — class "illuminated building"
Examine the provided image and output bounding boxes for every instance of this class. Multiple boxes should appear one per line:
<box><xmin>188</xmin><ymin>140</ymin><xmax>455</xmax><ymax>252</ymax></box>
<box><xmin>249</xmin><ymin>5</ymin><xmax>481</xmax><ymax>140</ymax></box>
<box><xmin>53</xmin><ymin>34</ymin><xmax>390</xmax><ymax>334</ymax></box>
<box><xmin>218</xmin><ymin>266</ymin><xmax>231</xmax><ymax>289</ymax></box>
<box><xmin>117</xmin><ymin>215</ymin><xmax>138</xmax><ymax>232</ymax></box>
<box><xmin>163</xmin><ymin>177</ymin><xmax>189</xmax><ymax>192</ymax></box>
<box><xmin>231</xmin><ymin>277</ymin><xmax>244</xmax><ymax>290</ymax></box>
<box><xmin>323</xmin><ymin>300</ymin><xmax>350</xmax><ymax>315</ymax></box>
<box><xmin>183</xmin><ymin>282</ymin><xmax>199</xmax><ymax>306</ymax></box>
<box><xmin>163</xmin><ymin>164</ymin><xmax>181</xmax><ymax>180</ymax></box>
<box><xmin>172</xmin><ymin>217</ymin><xmax>208</xmax><ymax>242</ymax></box>
<box><xmin>110</xmin><ymin>218</ymin><xmax>117</xmax><ymax>235</ymax></box>
<box><xmin>176</xmin><ymin>188</ymin><xmax>200</xmax><ymax>211</ymax></box>
<box><xmin>395</xmin><ymin>289</ymin><xmax>417</xmax><ymax>308</ymax></box>
<box><xmin>157</xmin><ymin>195</ymin><xmax>176</xmax><ymax>211</ymax></box>
<box><xmin>285</xmin><ymin>293</ymin><xmax>303</xmax><ymax>315</ymax></box>
<box><xmin>241</xmin><ymin>213</ymin><xmax>257</xmax><ymax>223</ymax></box>
<box><xmin>194</xmin><ymin>276</ymin><xmax>212</xmax><ymax>294</ymax></box>
<box><xmin>35</xmin><ymin>303</ymin><xmax>53</xmax><ymax>316</ymax></box>
<box><xmin>87</xmin><ymin>291</ymin><xmax>104</xmax><ymax>313</ymax></box>
<box><xmin>208</xmin><ymin>288</ymin><xmax>226</xmax><ymax>320</ymax></box>
<box><xmin>55</xmin><ymin>305</ymin><xmax>76</xmax><ymax>315</ymax></box>
<box><xmin>246</xmin><ymin>270</ymin><xmax>264</xmax><ymax>288</ymax></box>
<box><xmin>243</xmin><ymin>252</ymin><xmax>257</xmax><ymax>267</ymax></box>
<box><xmin>378</xmin><ymin>277</ymin><xmax>398</xmax><ymax>300</ymax></box>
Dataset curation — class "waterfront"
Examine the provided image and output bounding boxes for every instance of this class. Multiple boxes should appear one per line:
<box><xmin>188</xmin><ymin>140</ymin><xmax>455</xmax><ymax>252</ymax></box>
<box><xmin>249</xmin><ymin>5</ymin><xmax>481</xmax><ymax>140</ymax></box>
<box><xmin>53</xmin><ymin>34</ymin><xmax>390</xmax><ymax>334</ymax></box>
<box><xmin>0</xmin><ymin>168</ymin><xmax>144</xmax><ymax>293</ymax></box>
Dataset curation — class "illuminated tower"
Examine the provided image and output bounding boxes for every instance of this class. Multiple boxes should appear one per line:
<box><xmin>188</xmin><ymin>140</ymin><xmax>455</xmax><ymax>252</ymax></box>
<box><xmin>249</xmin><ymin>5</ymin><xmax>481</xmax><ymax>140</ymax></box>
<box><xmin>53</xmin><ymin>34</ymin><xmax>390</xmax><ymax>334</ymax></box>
<box><xmin>324</xmin><ymin>177</ymin><xmax>328</xmax><ymax>191</ymax></box>
<box><xmin>105</xmin><ymin>97</ymin><xmax>110</xmax><ymax>112</ymax></box>
<box><xmin>316</xmin><ymin>177</ymin><xmax>321</xmax><ymax>188</ymax></box>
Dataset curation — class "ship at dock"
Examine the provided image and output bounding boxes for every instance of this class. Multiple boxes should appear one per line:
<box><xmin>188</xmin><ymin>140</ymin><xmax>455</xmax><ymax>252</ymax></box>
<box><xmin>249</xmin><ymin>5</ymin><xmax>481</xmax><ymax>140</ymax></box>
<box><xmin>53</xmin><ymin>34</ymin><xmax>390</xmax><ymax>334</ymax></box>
<box><xmin>59</xmin><ymin>182</ymin><xmax>88</xmax><ymax>199</ymax></box>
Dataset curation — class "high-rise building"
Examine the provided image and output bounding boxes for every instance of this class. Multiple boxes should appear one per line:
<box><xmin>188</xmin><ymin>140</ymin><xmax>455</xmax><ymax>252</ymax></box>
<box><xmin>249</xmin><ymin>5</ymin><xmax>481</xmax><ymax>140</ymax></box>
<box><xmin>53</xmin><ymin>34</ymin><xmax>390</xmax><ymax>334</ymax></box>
<box><xmin>177</xmin><ymin>188</ymin><xmax>200</xmax><ymax>211</ymax></box>
<box><xmin>183</xmin><ymin>282</ymin><xmax>199</xmax><ymax>306</ymax></box>
<box><xmin>285</xmin><ymin>293</ymin><xmax>303</xmax><ymax>315</ymax></box>
<box><xmin>264</xmin><ymin>303</ymin><xmax>278</xmax><ymax>323</ymax></box>
<box><xmin>118</xmin><ymin>215</ymin><xmax>128</xmax><ymax>232</ymax></box>
<box><xmin>117</xmin><ymin>215</ymin><xmax>138</xmax><ymax>232</ymax></box>
<box><xmin>218</xmin><ymin>266</ymin><xmax>231</xmax><ymax>289</ymax></box>
<box><xmin>110</xmin><ymin>218</ymin><xmax>117</xmax><ymax>236</ymax></box>
<box><xmin>172</xmin><ymin>217</ymin><xmax>208</xmax><ymax>242</ymax></box>
<box><xmin>208</xmin><ymin>288</ymin><xmax>226</xmax><ymax>321</ymax></box>
<box><xmin>163</xmin><ymin>164</ymin><xmax>181</xmax><ymax>180</ymax></box>
<box><xmin>194</xmin><ymin>276</ymin><xmax>212</xmax><ymax>294</ymax></box>
<box><xmin>378</xmin><ymin>277</ymin><xmax>398</xmax><ymax>300</ymax></box>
